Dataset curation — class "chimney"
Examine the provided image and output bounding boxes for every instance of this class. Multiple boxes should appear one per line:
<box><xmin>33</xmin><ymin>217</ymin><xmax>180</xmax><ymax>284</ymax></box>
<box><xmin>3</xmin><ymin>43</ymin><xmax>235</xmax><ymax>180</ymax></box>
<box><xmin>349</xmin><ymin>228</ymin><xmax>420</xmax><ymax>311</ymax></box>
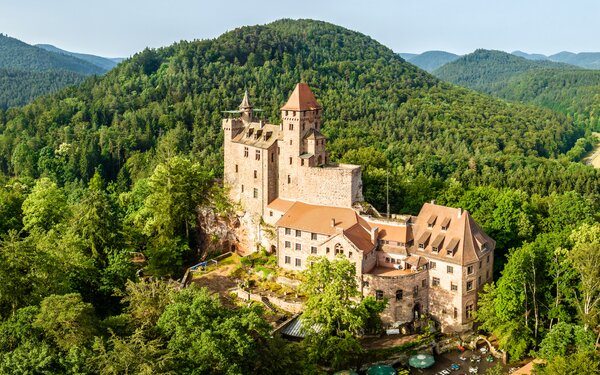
<box><xmin>331</xmin><ymin>218</ymin><xmax>336</xmax><ymax>227</ymax></box>
<box><xmin>457</xmin><ymin>208</ymin><xmax>462</xmax><ymax>218</ymax></box>
<box><xmin>370</xmin><ymin>227</ymin><xmax>379</xmax><ymax>243</ymax></box>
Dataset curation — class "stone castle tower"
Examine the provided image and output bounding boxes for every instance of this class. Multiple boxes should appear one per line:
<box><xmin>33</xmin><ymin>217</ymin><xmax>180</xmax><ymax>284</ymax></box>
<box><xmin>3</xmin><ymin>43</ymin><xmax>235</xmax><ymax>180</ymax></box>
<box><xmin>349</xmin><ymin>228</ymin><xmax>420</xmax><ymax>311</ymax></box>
<box><xmin>222</xmin><ymin>83</ymin><xmax>363</xmax><ymax>221</ymax></box>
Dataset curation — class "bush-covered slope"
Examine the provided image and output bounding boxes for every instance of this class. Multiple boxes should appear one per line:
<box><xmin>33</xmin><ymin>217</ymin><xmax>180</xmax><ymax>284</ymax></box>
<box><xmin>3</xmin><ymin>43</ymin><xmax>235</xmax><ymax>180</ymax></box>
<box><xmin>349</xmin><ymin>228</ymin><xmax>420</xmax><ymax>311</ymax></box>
<box><xmin>0</xmin><ymin>20</ymin><xmax>596</xmax><ymax>212</ymax></box>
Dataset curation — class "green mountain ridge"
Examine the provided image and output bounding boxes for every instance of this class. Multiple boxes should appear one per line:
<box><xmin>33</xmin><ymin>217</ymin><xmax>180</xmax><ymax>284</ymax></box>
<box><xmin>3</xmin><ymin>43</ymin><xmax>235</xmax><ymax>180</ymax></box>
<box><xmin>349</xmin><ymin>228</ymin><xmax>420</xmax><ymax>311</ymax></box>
<box><xmin>433</xmin><ymin>49</ymin><xmax>600</xmax><ymax>129</ymax></box>
<box><xmin>0</xmin><ymin>34</ymin><xmax>105</xmax><ymax>74</ymax></box>
<box><xmin>35</xmin><ymin>44</ymin><xmax>121</xmax><ymax>71</ymax></box>
<box><xmin>400</xmin><ymin>50</ymin><xmax>460</xmax><ymax>71</ymax></box>
<box><xmin>0</xmin><ymin>19</ymin><xmax>594</xmax><ymax>212</ymax></box>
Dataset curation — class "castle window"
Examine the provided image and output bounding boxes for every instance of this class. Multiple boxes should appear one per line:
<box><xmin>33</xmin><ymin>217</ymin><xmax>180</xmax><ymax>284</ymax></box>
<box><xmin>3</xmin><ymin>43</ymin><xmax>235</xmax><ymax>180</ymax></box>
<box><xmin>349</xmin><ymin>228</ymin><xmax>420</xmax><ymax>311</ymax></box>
<box><xmin>302</xmin><ymin>123</ymin><xmax>305</xmax><ymax>131</ymax></box>
<box><xmin>395</xmin><ymin>290</ymin><xmax>403</xmax><ymax>301</ymax></box>
<box><xmin>235</xmin><ymin>164</ymin><xmax>238</xmax><ymax>173</ymax></box>
<box><xmin>326</xmin><ymin>247</ymin><xmax>330</xmax><ymax>254</ymax></box>
<box><xmin>253</xmin><ymin>188</ymin><xmax>258</xmax><ymax>198</ymax></box>
<box><xmin>285</xmin><ymin>228</ymin><xmax>291</xmax><ymax>235</ymax></box>
<box><xmin>334</xmin><ymin>244</ymin><xmax>343</xmax><ymax>255</ymax></box>
<box><xmin>284</xmin><ymin>256</ymin><xmax>291</xmax><ymax>264</ymax></box>
<box><xmin>467</xmin><ymin>265</ymin><xmax>474</xmax><ymax>275</ymax></box>
<box><xmin>289</xmin><ymin>157</ymin><xmax>292</xmax><ymax>165</ymax></box>
<box><xmin>311</xmin><ymin>246</ymin><xmax>317</xmax><ymax>254</ymax></box>
<box><xmin>375</xmin><ymin>290</ymin><xmax>384</xmax><ymax>300</ymax></box>
<box><xmin>454</xmin><ymin>307</ymin><xmax>458</xmax><ymax>319</ymax></box>
<box><xmin>430</xmin><ymin>261</ymin><xmax>436</xmax><ymax>269</ymax></box>
<box><xmin>451</xmin><ymin>283</ymin><xmax>458</xmax><ymax>291</ymax></box>
<box><xmin>295</xmin><ymin>230</ymin><xmax>301</xmax><ymax>237</ymax></box>
<box><xmin>289</xmin><ymin>123</ymin><xmax>293</xmax><ymax>130</ymax></box>
<box><xmin>287</xmin><ymin>175</ymin><xmax>291</xmax><ymax>184</ymax></box>
<box><xmin>486</xmin><ymin>270</ymin><xmax>489</xmax><ymax>279</ymax></box>
<box><xmin>447</xmin><ymin>265</ymin><xmax>454</xmax><ymax>274</ymax></box>
<box><xmin>467</xmin><ymin>280</ymin><xmax>473</xmax><ymax>291</ymax></box>
<box><xmin>293</xmin><ymin>111</ymin><xmax>296</xmax><ymax>117</ymax></box>
<box><xmin>295</xmin><ymin>243</ymin><xmax>302</xmax><ymax>251</ymax></box>
<box><xmin>285</xmin><ymin>110</ymin><xmax>288</xmax><ymax>116</ymax></box>
<box><xmin>385</xmin><ymin>257</ymin><xmax>390</xmax><ymax>263</ymax></box>
<box><xmin>241</xmin><ymin>185</ymin><xmax>244</xmax><ymax>192</ymax></box>
<box><xmin>432</xmin><ymin>246</ymin><xmax>438</xmax><ymax>253</ymax></box>
<box><xmin>432</xmin><ymin>277</ymin><xmax>440</xmax><ymax>287</ymax></box>
<box><xmin>348</xmin><ymin>252</ymin><xmax>352</xmax><ymax>258</ymax></box>
<box><xmin>244</xmin><ymin>147</ymin><xmax>249</xmax><ymax>157</ymax></box>
<box><xmin>284</xmin><ymin>241</ymin><xmax>291</xmax><ymax>248</ymax></box>
<box><xmin>295</xmin><ymin>258</ymin><xmax>302</xmax><ymax>267</ymax></box>
<box><xmin>422</xmin><ymin>279</ymin><xmax>427</xmax><ymax>288</ymax></box>
<box><xmin>487</xmin><ymin>255</ymin><xmax>490</xmax><ymax>263</ymax></box>
<box><xmin>466</xmin><ymin>304</ymin><xmax>474</xmax><ymax>319</ymax></box>
<box><xmin>413</xmin><ymin>286</ymin><xmax>418</xmax><ymax>297</ymax></box>
<box><xmin>255</xmin><ymin>150</ymin><xmax>260</xmax><ymax>160</ymax></box>
<box><xmin>311</xmin><ymin>233</ymin><xmax>317</xmax><ymax>240</ymax></box>
<box><xmin>253</xmin><ymin>170</ymin><xmax>257</xmax><ymax>178</ymax></box>
<box><xmin>269</xmin><ymin>211</ymin><xmax>273</xmax><ymax>217</ymax></box>
<box><xmin>301</xmin><ymin>159</ymin><xmax>304</xmax><ymax>166</ymax></box>
<box><xmin>478</xmin><ymin>276</ymin><xmax>481</xmax><ymax>287</ymax></box>
<box><xmin>479</xmin><ymin>261</ymin><xmax>482</xmax><ymax>269</ymax></box>
<box><xmin>289</xmin><ymin>139</ymin><xmax>292</xmax><ymax>145</ymax></box>
<box><xmin>418</xmin><ymin>243</ymin><xmax>425</xmax><ymax>249</ymax></box>
<box><xmin>271</xmin><ymin>153</ymin><xmax>274</xmax><ymax>162</ymax></box>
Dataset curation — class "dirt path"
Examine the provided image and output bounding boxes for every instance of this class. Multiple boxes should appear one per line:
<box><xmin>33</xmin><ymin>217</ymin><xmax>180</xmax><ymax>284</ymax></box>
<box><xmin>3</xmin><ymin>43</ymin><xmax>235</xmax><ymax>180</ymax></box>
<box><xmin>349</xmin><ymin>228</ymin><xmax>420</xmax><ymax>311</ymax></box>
<box><xmin>192</xmin><ymin>264</ymin><xmax>238</xmax><ymax>307</ymax></box>
<box><xmin>583</xmin><ymin>132</ymin><xmax>600</xmax><ymax>168</ymax></box>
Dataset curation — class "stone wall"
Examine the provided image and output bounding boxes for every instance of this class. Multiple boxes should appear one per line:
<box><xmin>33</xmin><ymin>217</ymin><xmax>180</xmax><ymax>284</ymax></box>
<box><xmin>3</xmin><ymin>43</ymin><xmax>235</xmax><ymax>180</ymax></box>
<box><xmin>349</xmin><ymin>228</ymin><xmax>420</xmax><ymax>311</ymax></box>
<box><xmin>363</xmin><ymin>270</ymin><xmax>430</xmax><ymax>325</ymax></box>
<box><xmin>232</xmin><ymin>287</ymin><xmax>304</xmax><ymax>314</ymax></box>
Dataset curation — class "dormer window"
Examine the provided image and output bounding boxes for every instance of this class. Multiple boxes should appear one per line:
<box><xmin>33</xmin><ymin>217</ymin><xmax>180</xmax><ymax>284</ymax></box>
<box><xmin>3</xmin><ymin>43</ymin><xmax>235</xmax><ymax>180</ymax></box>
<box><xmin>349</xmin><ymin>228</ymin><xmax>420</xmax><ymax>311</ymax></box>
<box><xmin>432</xmin><ymin>246</ymin><xmax>438</xmax><ymax>253</ymax></box>
<box><xmin>427</xmin><ymin>215</ymin><xmax>437</xmax><ymax>228</ymax></box>
<box><xmin>441</xmin><ymin>217</ymin><xmax>451</xmax><ymax>231</ymax></box>
<box><xmin>419</xmin><ymin>243</ymin><xmax>425</xmax><ymax>249</ymax></box>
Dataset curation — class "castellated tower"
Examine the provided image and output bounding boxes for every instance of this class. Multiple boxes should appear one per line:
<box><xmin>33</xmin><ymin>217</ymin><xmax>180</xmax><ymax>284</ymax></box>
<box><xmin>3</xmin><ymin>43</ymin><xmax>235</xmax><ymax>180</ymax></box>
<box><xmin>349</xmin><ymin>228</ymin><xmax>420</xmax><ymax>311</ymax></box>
<box><xmin>223</xmin><ymin>83</ymin><xmax>363</xmax><ymax>222</ymax></box>
<box><xmin>277</xmin><ymin>83</ymin><xmax>328</xmax><ymax>199</ymax></box>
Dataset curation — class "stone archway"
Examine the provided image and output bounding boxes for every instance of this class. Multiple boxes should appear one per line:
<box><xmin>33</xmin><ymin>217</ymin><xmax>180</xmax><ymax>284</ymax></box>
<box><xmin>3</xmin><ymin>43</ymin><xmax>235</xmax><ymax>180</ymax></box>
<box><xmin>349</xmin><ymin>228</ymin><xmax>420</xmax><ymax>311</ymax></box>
<box><xmin>413</xmin><ymin>303</ymin><xmax>421</xmax><ymax>320</ymax></box>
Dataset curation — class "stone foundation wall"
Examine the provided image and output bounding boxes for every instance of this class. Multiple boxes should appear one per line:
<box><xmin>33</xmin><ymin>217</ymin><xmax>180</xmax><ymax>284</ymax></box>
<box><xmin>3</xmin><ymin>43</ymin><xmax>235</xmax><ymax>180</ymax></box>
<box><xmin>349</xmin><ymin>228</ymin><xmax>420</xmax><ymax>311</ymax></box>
<box><xmin>363</xmin><ymin>270</ymin><xmax>429</xmax><ymax>325</ymax></box>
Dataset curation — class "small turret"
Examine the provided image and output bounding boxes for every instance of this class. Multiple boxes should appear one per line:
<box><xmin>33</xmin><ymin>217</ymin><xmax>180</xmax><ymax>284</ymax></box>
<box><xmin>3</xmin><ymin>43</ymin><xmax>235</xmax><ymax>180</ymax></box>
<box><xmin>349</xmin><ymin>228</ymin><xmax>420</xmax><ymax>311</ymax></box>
<box><xmin>239</xmin><ymin>89</ymin><xmax>253</xmax><ymax>123</ymax></box>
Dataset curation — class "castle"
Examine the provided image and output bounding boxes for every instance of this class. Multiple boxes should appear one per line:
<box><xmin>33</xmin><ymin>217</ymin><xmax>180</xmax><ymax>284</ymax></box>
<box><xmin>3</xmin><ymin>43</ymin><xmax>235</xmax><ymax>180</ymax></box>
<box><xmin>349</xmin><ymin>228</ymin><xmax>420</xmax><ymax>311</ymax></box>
<box><xmin>222</xmin><ymin>83</ymin><xmax>495</xmax><ymax>332</ymax></box>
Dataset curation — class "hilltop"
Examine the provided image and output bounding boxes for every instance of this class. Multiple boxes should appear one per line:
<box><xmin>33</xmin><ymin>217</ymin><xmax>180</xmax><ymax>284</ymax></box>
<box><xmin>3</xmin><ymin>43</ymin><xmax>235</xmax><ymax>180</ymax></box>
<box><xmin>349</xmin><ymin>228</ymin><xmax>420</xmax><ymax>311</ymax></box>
<box><xmin>434</xmin><ymin>49</ymin><xmax>600</xmax><ymax>129</ymax></box>
<box><xmin>0</xmin><ymin>34</ymin><xmax>105</xmax><ymax>74</ymax></box>
<box><xmin>0</xmin><ymin>34</ymin><xmax>112</xmax><ymax>108</ymax></box>
<box><xmin>35</xmin><ymin>44</ymin><xmax>121</xmax><ymax>71</ymax></box>
<box><xmin>400</xmin><ymin>50</ymin><xmax>460</xmax><ymax>71</ymax></box>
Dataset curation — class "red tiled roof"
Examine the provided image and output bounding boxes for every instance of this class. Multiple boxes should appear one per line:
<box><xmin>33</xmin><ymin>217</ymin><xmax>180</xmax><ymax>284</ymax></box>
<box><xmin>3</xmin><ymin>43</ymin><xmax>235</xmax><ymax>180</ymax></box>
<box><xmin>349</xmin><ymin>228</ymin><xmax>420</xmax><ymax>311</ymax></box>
<box><xmin>281</xmin><ymin>83</ymin><xmax>322</xmax><ymax>111</ymax></box>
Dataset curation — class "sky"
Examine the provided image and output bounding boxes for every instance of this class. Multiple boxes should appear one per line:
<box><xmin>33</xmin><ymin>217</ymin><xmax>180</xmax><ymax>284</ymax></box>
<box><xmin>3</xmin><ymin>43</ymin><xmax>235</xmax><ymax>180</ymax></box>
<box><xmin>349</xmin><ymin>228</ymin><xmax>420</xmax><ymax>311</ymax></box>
<box><xmin>1</xmin><ymin>0</ymin><xmax>598</xmax><ymax>57</ymax></box>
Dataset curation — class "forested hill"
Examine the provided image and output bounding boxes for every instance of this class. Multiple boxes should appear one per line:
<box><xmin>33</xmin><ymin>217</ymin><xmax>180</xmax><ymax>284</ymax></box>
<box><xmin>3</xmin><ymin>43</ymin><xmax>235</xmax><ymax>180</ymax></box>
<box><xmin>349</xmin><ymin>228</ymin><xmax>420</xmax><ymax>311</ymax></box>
<box><xmin>433</xmin><ymin>49</ymin><xmax>577</xmax><ymax>92</ymax></box>
<box><xmin>0</xmin><ymin>34</ymin><xmax>109</xmax><ymax>108</ymax></box>
<box><xmin>36</xmin><ymin>44</ymin><xmax>120</xmax><ymax>71</ymax></box>
<box><xmin>0</xmin><ymin>20</ymin><xmax>594</xmax><ymax>212</ymax></box>
<box><xmin>0</xmin><ymin>34</ymin><xmax>105</xmax><ymax>74</ymax></box>
<box><xmin>433</xmin><ymin>49</ymin><xmax>600</xmax><ymax>129</ymax></box>
<box><xmin>401</xmin><ymin>50</ymin><xmax>460</xmax><ymax>72</ymax></box>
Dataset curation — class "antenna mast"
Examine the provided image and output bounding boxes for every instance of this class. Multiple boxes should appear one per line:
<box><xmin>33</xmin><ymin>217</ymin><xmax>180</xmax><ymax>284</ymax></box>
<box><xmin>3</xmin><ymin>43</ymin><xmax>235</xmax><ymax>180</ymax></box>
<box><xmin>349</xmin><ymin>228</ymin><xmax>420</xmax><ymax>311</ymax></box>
<box><xmin>386</xmin><ymin>170</ymin><xmax>390</xmax><ymax>219</ymax></box>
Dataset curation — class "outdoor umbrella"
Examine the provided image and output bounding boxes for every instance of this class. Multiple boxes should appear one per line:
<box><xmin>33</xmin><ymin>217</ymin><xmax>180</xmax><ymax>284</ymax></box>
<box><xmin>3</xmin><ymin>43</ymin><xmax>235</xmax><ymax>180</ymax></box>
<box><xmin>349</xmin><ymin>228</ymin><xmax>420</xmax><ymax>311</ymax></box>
<box><xmin>408</xmin><ymin>353</ymin><xmax>435</xmax><ymax>368</ymax></box>
<box><xmin>366</xmin><ymin>365</ymin><xmax>396</xmax><ymax>375</ymax></box>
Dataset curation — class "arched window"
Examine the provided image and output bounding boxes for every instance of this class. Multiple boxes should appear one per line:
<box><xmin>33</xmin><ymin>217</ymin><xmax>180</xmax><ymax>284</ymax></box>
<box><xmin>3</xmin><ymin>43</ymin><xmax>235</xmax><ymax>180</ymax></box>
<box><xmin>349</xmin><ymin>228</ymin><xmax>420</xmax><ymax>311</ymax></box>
<box><xmin>334</xmin><ymin>243</ymin><xmax>343</xmax><ymax>255</ymax></box>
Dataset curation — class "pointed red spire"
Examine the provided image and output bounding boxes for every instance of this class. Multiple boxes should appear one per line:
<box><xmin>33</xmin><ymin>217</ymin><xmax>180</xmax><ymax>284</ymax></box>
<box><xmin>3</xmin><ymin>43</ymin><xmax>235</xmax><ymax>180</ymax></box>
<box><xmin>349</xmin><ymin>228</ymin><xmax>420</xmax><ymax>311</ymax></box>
<box><xmin>281</xmin><ymin>83</ymin><xmax>321</xmax><ymax>111</ymax></box>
